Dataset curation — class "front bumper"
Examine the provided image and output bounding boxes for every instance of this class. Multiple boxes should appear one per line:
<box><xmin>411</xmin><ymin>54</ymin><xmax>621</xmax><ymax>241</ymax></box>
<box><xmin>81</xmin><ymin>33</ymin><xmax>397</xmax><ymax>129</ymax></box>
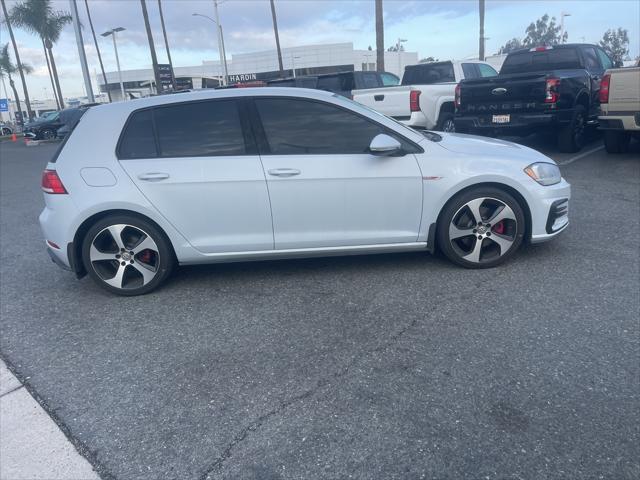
<box><xmin>528</xmin><ymin>179</ymin><xmax>571</xmax><ymax>244</ymax></box>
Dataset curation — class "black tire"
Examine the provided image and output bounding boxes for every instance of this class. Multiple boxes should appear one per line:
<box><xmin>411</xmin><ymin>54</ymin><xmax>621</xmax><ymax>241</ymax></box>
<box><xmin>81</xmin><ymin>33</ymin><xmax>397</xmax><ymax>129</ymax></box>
<box><xmin>1</xmin><ymin>127</ymin><xmax>12</xmax><ymax>136</ymax></box>
<box><xmin>436</xmin><ymin>112</ymin><xmax>455</xmax><ymax>132</ymax></box>
<box><xmin>437</xmin><ymin>186</ymin><xmax>526</xmax><ymax>269</ymax></box>
<box><xmin>558</xmin><ymin>104</ymin><xmax>586</xmax><ymax>153</ymax></box>
<box><xmin>81</xmin><ymin>214</ymin><xmax>175</xmax><ymax>295</ymax></box>
<box><xmin>604</xmin><ymin>130</ymin><xmax>630</xmax><ymax>154</ymax></box>
<box><xmin>40</xmin><ymin>128</ymin><xmax>55</xmax><ymax>140</ymax></box>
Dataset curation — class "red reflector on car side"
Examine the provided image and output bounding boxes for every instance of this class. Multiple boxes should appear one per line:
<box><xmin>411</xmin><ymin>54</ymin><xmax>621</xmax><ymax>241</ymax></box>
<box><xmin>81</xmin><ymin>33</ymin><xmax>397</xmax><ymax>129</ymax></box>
<box><xmin>41</xmin><ymin>169</ymin><xmax>67</xmax><ymax>194</ymax></box>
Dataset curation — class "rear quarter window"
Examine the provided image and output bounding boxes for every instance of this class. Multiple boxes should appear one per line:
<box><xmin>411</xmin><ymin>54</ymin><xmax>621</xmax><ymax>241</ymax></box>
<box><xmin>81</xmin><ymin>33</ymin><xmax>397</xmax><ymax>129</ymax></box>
<box><xmin>402</xmin><ymin>62</ymin><xmax>455</xmax><ymax>85</ymax></box>
<box><xmin>118</xmin><ymin>110</ymin><xmax>157</xmax><ymax>159</ymax></box>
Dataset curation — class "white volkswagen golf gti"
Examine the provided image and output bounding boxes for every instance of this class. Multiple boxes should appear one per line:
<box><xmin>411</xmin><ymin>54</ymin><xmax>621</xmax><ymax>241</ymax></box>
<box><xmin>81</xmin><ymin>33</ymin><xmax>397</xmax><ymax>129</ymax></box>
<box><xmin>40</xmin><ymin>88</ymin><xmax>570</xmax><ymax>295</ymax></box>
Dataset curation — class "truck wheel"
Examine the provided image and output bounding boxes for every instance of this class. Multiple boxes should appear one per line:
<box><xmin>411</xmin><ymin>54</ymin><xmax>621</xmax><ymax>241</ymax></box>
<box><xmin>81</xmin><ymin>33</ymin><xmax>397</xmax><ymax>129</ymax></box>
<box><xmin>436</xmin><ymin>113</ymin><xmax>455</xmax><ymax>132</ymax></box>
<box><xmin>604</xmin><ymin>130</ymin><xmax>630</xmax><ymax>154</ymax></box>
<box><xmin>558</xmin><ymin>105</ymin><xmax>586</xmax><ymax>153</ymax></box>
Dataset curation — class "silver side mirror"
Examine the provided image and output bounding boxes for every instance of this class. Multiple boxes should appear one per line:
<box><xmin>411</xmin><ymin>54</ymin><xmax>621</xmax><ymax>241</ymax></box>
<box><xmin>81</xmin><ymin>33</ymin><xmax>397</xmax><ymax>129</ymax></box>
<box><xmin>368</xmin><ymin>134</ymin><xmax>403</xmax><ymax>156</ymax></box>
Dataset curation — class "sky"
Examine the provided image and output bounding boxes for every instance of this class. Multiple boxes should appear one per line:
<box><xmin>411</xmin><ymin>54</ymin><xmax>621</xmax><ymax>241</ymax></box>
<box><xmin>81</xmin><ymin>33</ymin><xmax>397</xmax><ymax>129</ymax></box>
<box><xmin>1</xmin><ymin>0</ymin><xmax>639</xmax><ymax>99</ymax></box>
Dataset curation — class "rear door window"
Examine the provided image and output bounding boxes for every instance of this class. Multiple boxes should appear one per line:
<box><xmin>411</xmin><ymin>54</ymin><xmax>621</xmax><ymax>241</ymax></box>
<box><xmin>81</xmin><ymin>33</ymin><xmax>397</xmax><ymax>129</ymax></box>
<box><xmin>461</xmin><ymin>63</ymin><xmax>479</xmax><ymax>79</ymax></box>
<box><xmin>153</xmin><ymin>99</ymin><xmax>246</xmax><ymax>157</ymax></box>
<box><xmin>118</xmin><ymin>110</ymin><xmax>157</xmax><ymax>159</ymax></box>
<box><xmin>359</xmin><ymin>72</ymin><xmax>381</xmax><ymax>89</ymax></box>
<box><xmin>478</xmin><ymin>64</ymin><xmax>498</xmax><ymax>77</ymax></box>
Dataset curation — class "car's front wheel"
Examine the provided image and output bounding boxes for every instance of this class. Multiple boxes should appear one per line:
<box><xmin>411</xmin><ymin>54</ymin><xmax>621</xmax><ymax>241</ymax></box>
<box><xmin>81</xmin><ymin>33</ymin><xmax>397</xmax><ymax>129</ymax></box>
<box><xmin>41</xmin><ymin>128</ymin><xmax>55</xmax><ymax>140</ymax></box>
<box><xmin>81</xmin><ymin>214</ymin><xmax>175</xmax><ymax>295</ymax></box>
<box><xmin>437</xmin><ymin>187</ymin><xmax>525</xmax><ymax>268</ymax></box>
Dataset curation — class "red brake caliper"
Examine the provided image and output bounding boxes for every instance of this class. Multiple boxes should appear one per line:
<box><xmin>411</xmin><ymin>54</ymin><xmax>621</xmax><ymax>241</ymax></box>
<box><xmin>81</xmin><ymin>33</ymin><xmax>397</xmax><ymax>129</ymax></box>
<box><xmin>138</xmin><ymin>250</ymin><xmax>153</xmax><ymax>264</ymax></box>
<box><xmin>493</xmin><ymin>221</ymin><xmax>505</xmax><ymax>235</ymax></box>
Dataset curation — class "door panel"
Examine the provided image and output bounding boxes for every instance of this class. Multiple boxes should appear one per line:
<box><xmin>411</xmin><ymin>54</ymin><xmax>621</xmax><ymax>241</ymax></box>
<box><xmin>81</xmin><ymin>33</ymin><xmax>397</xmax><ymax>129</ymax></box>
<box><xmin>260</xmin><ymin>153</ymin><xmax>423</xmax><ymax>249</ymax></box>
<box><xmin>121</xmin><ymin>156</ymin><xmax>273</xmax><ymax>253</ymax></box>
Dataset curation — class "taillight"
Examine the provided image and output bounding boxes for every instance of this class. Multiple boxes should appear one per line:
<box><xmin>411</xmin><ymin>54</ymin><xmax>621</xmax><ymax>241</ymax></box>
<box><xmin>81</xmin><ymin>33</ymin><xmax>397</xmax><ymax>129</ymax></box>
<box><xmin>599</xmin><ymin>73</ymin><xmax>611</xmax><ymax>104</ymax></box>
<box><xmin>545</xmin><ymin>77</ymin><xmax>561</xmax><ymax>103</ymax></box>
<box><xmin>409</xmin><ymin>90</ymin><xmax>421</xmax><ymax>112</ymax></box>
<box><xmin>454</xmin><ymin>83</ymin><xmax>461</xmax><ymax>109</ymax></box>
<box><xmin>530</xmin><ymin>46</ymin><xmax>552</xmax><ymax>52</ymax></box>
<box><xmin>41</xmin><ymin>169</ymin><xmax>67</xmax><ymax>194</ymax></box>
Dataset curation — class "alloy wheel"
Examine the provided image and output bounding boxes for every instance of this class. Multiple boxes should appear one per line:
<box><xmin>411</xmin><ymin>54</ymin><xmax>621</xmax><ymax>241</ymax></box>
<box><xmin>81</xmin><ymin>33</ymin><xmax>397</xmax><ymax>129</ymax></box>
<box><xmin>89</xmin><ymin>224</ymin><xmax>160</xmax><ymax>289</ymax></box>
<box><xmin>442</xmin><ymin>119</ymin><xmax>455</xmax><ymax>132</ymax></box>
<box><xmin>448</xmin><ymin>197</ymin><xmax>518</xmax><ymax>264</ymax></box>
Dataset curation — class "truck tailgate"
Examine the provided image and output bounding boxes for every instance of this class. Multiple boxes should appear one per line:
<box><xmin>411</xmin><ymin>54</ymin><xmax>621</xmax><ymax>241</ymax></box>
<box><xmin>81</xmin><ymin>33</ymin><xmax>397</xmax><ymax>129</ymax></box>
<box><xmin>458</xmin><ymin>73</ymin><xmax>548</xmax><ymax>114</ymax></box>
<box><xmin>352</xmin><ymin>86</ymin><xmax>413</xmax><ymax>118</ymax></box>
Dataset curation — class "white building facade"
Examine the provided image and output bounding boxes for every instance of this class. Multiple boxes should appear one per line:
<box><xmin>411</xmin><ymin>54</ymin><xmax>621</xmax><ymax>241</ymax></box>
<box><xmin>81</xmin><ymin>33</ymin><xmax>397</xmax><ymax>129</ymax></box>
<box><xmin>100</xmin><ymin>42</ymin><xmax>418</xmax><ymax>101</ymax></box>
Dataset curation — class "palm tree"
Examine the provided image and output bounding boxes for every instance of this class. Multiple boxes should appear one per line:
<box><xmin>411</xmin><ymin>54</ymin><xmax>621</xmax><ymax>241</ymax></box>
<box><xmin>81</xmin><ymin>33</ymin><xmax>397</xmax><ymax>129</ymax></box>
<box><xmin>83</xmin><ymin>0</ymin><xmax>111</xmax><ymax>102</ymax></box>
<box><xmin>375</xmin><ymin>0</ymin><xmax>384</xmax><ymax>71</ymax></box>
<box><xmin>0</xmin><ymin>0</ymin><xmax>34</xmax><ymax>120</ymax></box>
<box><xmin>0</xmin><ymin>43</ymin><xmax>33</xmax><ymax>123</ymax></box>
<box><xmin>157</xmin><ymin>0</ymin><xmax>176</xmax><ymax>90</ymax></box>
<box><xmin>9</xmin><ymin>0</ymin><xmax>71</xmax><ymax>109</ymax></box>
<box><xmin>139</xmin><ymin>0</ymin><xmax>162</xmax><ymax>93</ymax></box>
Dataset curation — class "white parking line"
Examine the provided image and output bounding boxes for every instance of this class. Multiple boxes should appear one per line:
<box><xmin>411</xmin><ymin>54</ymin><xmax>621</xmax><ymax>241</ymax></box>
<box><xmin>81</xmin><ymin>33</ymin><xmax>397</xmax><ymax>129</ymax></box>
<box><xmin>558</xmin><ymin>145</ymin><xmax>604</xmax><ymax>165</ymax></box>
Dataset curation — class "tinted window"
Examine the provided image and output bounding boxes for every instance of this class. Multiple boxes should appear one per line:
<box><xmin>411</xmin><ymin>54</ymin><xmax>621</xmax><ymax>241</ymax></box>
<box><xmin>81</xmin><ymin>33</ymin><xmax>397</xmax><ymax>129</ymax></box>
<box><xmin>154</xmin><ymin>100</ymin><xmax>245</xmax><ymax>157</ymax></box>
<box><xmin>478</xmin><ymin>63</ymin><xmax>498</xmax><ymax>77</ymax></box>
<box><xmin>582</xmin><ymin>47</ymin><xmax>601</xmax><ymax>71</ymax></box>
<box><xmin>316</xmin><ymin>75</ymin><xmax>343</xmax><ymax>92</ymax></box>
<box><xmin>402</xmin><ymin>62</ymin><xmax>455</xmax><ymax>85</ymax></box>
<box><xmin>256</xmin><ymin>98</ymin><xmax>405</xmax><ymax>155</ymax></box>
<box><xmin>360</xmin><ymin>72</ymin><xmax>380</xmax><ymax>89</ymax></box>
<box><xmin>596</xmin><ymin>49</ymin><xmax>613</xmax><ymax>69</ymax></box>
<box><xmin>501</xmin><ymin>48</ymin><xmax>582</xmax><ymax>74</ymax></box>
<box><xmin>461</xmin><ymin>63</ymin><xmax>478</xmax><ymax>79</ymax></box>
<box><xmin>380</xmin><ymin>72</ymin><xmax>400</xmax><ymax>86</ymax></box>
<box><xmin>119</xmin><ymin>110</ymin><xmax>157</xmax><ymax>159</ymax></box>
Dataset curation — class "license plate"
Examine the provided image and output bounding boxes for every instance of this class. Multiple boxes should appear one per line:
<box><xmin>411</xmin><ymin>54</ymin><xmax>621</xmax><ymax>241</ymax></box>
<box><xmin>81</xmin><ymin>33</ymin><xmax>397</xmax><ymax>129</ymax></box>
<box><xmin>492</xmin><ymin>114</ymin><xmax>510</xmax><ymax>124</ymax></box>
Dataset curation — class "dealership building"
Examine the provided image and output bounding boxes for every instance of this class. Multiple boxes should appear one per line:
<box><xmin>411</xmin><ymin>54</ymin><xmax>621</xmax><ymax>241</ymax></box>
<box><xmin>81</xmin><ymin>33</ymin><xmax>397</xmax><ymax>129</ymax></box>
<box><xmin>99</xmin><ymin>42</ymin><xmax>418</xmax><ymax>101</ymax></box>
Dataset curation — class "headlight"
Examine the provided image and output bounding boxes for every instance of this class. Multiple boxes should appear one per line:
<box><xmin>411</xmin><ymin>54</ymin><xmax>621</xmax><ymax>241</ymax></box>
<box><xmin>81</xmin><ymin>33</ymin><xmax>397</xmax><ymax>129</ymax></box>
<box><xmin>524</xmin><ymin>162</ymin><xmax>561</xmax><ymax>186</ymax></box>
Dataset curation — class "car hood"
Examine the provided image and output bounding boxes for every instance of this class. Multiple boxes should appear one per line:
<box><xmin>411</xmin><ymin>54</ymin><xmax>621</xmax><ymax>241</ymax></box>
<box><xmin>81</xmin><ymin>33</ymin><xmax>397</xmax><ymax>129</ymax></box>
<box><xmin>431</xmin><ymin>132</ymin><xmax>556</xmax><ymax>165</ymax></box>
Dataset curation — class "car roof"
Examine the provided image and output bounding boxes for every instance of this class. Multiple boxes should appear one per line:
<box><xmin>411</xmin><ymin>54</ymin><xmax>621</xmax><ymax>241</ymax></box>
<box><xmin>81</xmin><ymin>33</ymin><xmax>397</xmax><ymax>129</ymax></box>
<box><xmin>90</xmin><ymin>87</ymin><xmax>336</xmax><ymax>115</ymax></box>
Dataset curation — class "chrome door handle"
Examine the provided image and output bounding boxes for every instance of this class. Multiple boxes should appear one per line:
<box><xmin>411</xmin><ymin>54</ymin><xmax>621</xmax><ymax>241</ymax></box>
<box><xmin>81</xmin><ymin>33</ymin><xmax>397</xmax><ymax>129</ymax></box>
<box><xmin>138</xmin><ymin>172</ymin><xmax>170</xmax><ymax>182</ymax></box>
<box><xmin>267</xmin><ymin>168</ymin><xmax>301</xmax><ymax>177</ymax></box>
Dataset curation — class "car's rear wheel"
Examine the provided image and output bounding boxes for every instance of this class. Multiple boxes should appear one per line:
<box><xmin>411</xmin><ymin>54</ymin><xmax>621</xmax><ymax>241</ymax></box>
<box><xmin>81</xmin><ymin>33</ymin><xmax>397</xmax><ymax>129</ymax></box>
<box><xmin>436</xmin><ymin>113</ymin><xmax>455</xmax><ymax>132</ymax></box>
<box><xmin>603</xmin><ymin>130</ymin><xmax>630</xmax><ymax>153</ymax></box>
<box><xmin>437</xmin><ymin>187</ymin><xmax>525</xmax><ymax>268</ymax></box>
<box><xmin>82</xmin><ymin>215</ymin><xmax>175</xmax><ymax>295</ymax></box>
<box><xmin>41</xmin><ymin>128</ymin><xmax>55</xmax><ymax>140</ymax></box>
<box><xmin>558</xmin><ymin>104</ymin><xmax>586</xmax><ymax>153</ymax></box>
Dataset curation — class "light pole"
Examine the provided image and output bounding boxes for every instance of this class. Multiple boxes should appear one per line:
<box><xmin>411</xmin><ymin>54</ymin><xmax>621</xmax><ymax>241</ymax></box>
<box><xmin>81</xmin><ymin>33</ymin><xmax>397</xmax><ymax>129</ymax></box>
<box><xmin>397</xmin><ymin>38</ymin><xmax>407</xmax><ymax>77</ymax></box>
<box><xmin>102</xmin><ymin>27</ymin><xmax>126</xmax><ymax>101</ymax></box>
<box><xmin>559</xmin><ymin>12</ymin><xmax>571</xmax><ymax>43</ymax></box>
<box><xmin>69</xmin><ymin>0</ymin><xmax>94</xmax><ymax>102</ymax></box>
<box><xmin>193</xmin><ymin>12</ymin><xmax>229</xmax><ymax>86</ymax></box>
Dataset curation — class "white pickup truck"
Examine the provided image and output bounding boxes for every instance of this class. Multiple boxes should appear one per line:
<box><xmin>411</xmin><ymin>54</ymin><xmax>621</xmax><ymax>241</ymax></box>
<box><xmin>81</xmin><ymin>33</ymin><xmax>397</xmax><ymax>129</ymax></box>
<box><xmin>352</xmin><ymin>60</ymin><xmax>498</xmax><ymax>132</ymax></box>
<box><xmin>598</xmin><ymin>66</ymin><xmax>640</xmax><ymax>153</ymax></box>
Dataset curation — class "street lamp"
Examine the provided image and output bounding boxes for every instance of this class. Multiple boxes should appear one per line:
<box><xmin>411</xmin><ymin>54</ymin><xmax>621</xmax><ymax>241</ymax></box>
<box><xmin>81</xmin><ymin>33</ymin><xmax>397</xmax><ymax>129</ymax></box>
<box><xmin>193</xmin><ymin>11</ymin><xmax>229</xmax><ymax>86</ymax></box>
<box><xmin>560</xmin><ymin>12</ymin><xmax>571</xmax><ymax>43</ymax></box>
<box><xmin>101</xmin><ymin>27</ymin><xmax>126</xmax><ymax>101</ymax></box>
<box><xmin>397</xmin><ymin>38</ymin><xmax>407</xmax><ymax>77</ymax></box>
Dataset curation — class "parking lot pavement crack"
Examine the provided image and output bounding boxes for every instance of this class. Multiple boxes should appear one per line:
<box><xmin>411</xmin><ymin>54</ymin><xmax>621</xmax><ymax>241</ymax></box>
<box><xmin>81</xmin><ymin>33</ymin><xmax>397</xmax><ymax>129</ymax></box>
<box><xmin>199</xmin><ymin>312</ymin><xmax>422</xmax><ymax>480</ymax></box>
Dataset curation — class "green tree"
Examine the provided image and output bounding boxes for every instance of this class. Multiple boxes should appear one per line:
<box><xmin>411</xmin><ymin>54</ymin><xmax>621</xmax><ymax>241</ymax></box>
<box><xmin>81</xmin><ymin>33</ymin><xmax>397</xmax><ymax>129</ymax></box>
<box><xmin>419</xmin><ymin>57</ymin><xmax>438</xmax><ymax>63</ymax></box>
<box><xmin>0</xmin><ymin>43</ymin><xmax>33</xmax><ymax>122</ymax></box>
<box><xmin>9</xmin><ymin>0</ymin><xmax>71</xmax><ymax>109</ymax></box>
<box><xmin>599</xmin><ymin>28</ymin><xmax>629</xmax><ymax>66</ymax></box>
<box><xmin>498</xmin><ymin>38</ymin><xmax>523</xmax><ymax>55</ymax></box>
<box><xmin>522</xmin><ymin>14</ymin><xmax>567</xmax><ymax>46</ymax></box>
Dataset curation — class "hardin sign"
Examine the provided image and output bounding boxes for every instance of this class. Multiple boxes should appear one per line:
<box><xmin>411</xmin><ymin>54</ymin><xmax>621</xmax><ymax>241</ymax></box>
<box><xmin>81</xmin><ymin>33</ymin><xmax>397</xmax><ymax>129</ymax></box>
<box><xmin>228</xmin><ymin>73</ymin><xmax>258</xmax><ymax>84</ymax></box>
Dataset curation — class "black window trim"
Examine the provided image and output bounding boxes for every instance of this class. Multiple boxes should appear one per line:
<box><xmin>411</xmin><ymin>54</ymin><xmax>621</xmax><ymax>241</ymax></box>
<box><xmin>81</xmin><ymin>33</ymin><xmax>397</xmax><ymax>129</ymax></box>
<box><xmin>116</xmin><ymin>97</ymin><xmax>257</xmax><ymax>160</ymax></box>
<box><xmin>247</xmin><ymin>95</ymin><xmax>424</xmax><ymax>156</ymax></box>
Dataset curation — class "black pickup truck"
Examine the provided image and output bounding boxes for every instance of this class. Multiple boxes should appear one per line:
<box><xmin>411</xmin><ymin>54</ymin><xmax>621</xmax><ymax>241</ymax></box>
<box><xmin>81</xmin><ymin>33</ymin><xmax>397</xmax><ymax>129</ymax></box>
<box><xmin>454</xmin><ymin>43</ymin><xmax>616</xmax><ymax>152</ymax></box>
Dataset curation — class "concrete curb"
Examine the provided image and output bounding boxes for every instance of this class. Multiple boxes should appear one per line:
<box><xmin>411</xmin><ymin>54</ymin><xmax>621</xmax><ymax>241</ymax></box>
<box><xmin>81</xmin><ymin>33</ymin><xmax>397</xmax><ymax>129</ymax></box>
<box><xmin>0</xmin><ymin>360</ymin><xmax>100</xmax><ymax>480</ymax></box>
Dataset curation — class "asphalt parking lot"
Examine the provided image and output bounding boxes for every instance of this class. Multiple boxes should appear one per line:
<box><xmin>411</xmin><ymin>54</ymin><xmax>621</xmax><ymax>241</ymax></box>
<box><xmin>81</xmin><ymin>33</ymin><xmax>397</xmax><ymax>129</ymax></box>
<box><xmin>1</xmin><ymin>135</ymin><xmax>638</xmax><ymax>479</ymax></box>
